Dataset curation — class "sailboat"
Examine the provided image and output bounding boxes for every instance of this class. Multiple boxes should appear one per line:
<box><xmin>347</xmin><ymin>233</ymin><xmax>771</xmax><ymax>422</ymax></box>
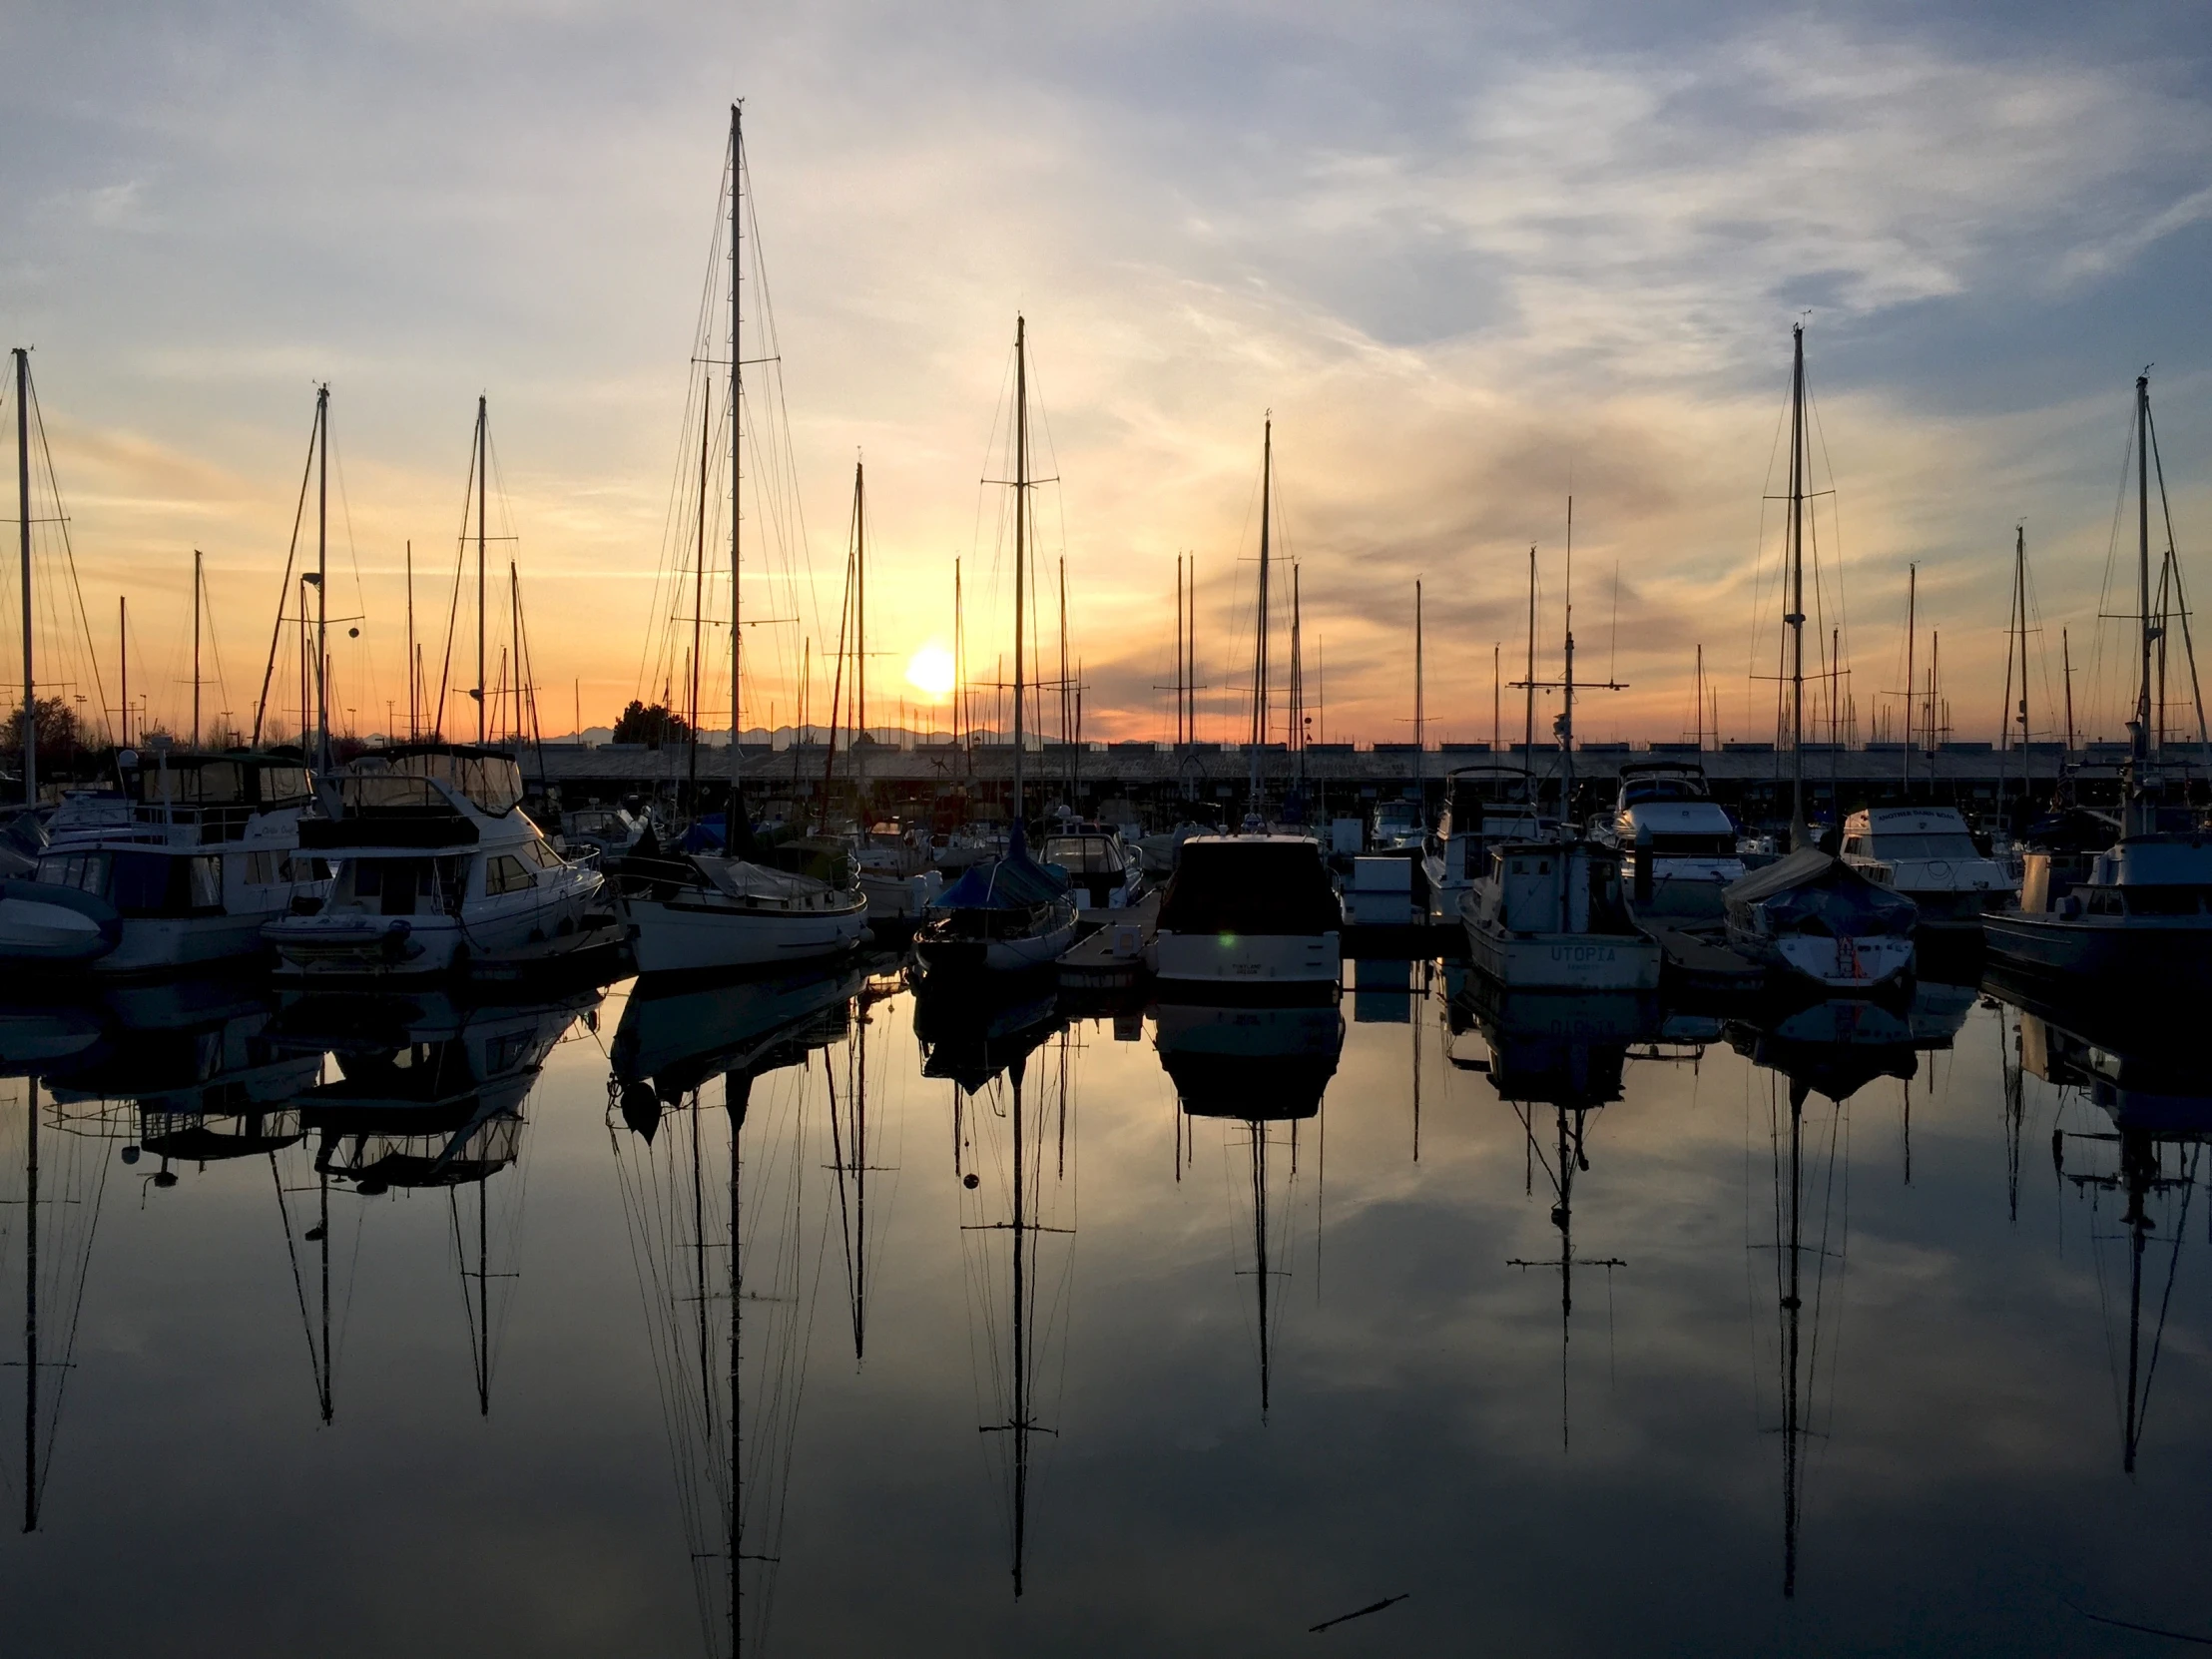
<box><xmin>1985</xmin><ymin>368</ymin><xmax>2212</xmax><ymax>994</ymax></box>
<box><xmin>1461</xmin><ymin>505</ymin><xmax>1659</xmax><ymax>991</ymax></box>
<box><xmin>615</xmin><ymin>110</ymin><xmax>866</xmax><ymax>977</ymax></box>
<box><xmin>912</xmin><ymin>317</ymin><xmax>1078</xmax><ymax>978</ymax></box>
<box><xmin>1150</xmin><ymin>415</ymin><xmax>1343</xmax><ymax>990</ymax></box>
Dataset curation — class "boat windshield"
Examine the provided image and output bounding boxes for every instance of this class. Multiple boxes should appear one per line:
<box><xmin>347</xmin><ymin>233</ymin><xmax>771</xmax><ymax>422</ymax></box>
<box><xmin>1376</xmin><ymin>802</ymin><xmax>1421</xmax><ymax>830</ymax></box>
<box><xmin>1868</xmin><ymin>832</ymin><xmax>1980</xmax><ymax>859</ymax></box>
<box><xmin>1043</xmin><ymin>835</ymin><xmax>1123</xmax><ymax>874</ymax></box>
<box><xmin>1160</xmin><ymin>840</ymin><xmax>1338</xmax><ymax>935</ymax></box>
<box><xmin>345</xmin><ymin>752</ymin><xmax>523</xmax><ymax>817</ymax></box>
<box><xmin>1622</xmin><ymin>776</ymin><xmax>1707</xmax><ymax>805</ymax></box>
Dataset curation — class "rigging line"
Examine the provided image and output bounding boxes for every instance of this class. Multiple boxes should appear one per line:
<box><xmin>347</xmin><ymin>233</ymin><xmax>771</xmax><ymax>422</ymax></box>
<box><xmin>331</xmin><ymin>439</ymin><xmax>381</xmax><ymax>738</ymax></box>
<box><xmin>26</xmin><ymin>372</ymin><xmax>114</xmax><ymax>745</ymax></box>
<box><xmin>434</xmin><ymin>410</ymin><xmax>479</xmax><ymax>743</ymax></box>
<box><xmin>2089</xmin><ymin>397</ymin><xmax>2140</xmax><ymax>743</ymax></box>
<box><xmin>2132</xmin><ymin>1143</ymin><xmax>2199</xmax><ymax>1451</ymax></box>
<box><xmin>251</xmin><ymin>401</ymin><xmax>317</xmax><ymax>747</ymax></box>
<box><xmin>269</xmin><ymin>1153</ymin><xmax>325</xmax><ymax>1407</ymax></box>
<box><xmin>2147</xmin><ymin>412</ymin><xmax>2212</xmax><ymax>747</ymax></box>
<box><xmin>34</xmin><ymin>1113</ymin><xmax>114</xmax><ymax>1491</ymax></box>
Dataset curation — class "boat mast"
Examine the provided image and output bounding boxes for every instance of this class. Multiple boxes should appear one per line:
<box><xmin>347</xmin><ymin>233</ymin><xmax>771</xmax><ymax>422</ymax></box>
<box><xmin>730</xmin><ymin>103</ymin><xmax>746</xmax><ymax>816</ymax></box>
<box><xmin>1248</xmin><ymin>415</ymin><xmax>1272</xmax><ymax>818</ymax></box>
<box><xmin>192</xmin><ymin>550</ymin><xmax>203</xmax><ymax>747</ymax></box>
<box><xmin>2131</xmin><ymin>370</ymin><xmax>2154</xmax><ymax>831</ymax></box>
<box><xmin>1522</xmin><ymin>547</ymin><xmax>1536</xmax><ymax>774</ymax></box>
<box><xmin>474</xmin><ymin>393</ymin><xmax>487</xmax><ymax>749</ymax></box>
<box><xmin>14</xmin><ymin>348</ymin><xmax>30</xmax><ymax>805</ymax></box>
<box><xmin>118</xmin><ymin>597</ymin><xmax>129</xmax><ymax>748</ymax></box>
<box><xmin>688</xmin><ymin>359</ymin><xmax>710</xmax><ymax>812</ymax></box>
<box><xmin>1786</xmin><ymin>324</ymin><xmax>1809</xmax><ymax>850</ymax></box>
<box><xmin>1561</xmin><ymin>497</ymin><xmax>1575</xmax><ymax>837</ymax></box>
<box><xmin>1904</xmin><ymin>564</ymin><xmax>1916</xmax><ymax>792</ymax></box>
<box><xmin>2008</xmin><ymin>524</ymin><xmax>2029</xmax><ymax>823</ymax></box>
<box><xmin>1012</xmin><ymin>315</ymin><xmax>1028</xmax><ymax>833</ymax></box>
<box><xmin>406</xmin><ymin>540</ymin><xmax>415</xmax><ymax>741</ymax></box>
<box><xmin>1291</xmin><ymin>564</ymin><xmax>1304</xmax><ymax>791</ymax></box>
<box><xmin>1412</xmin><ymin>578</ymin><xmax>1422</xmax><ymax>805</ymax></box>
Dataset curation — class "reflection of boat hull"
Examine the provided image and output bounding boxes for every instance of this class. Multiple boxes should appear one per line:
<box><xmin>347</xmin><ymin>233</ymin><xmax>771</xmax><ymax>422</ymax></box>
<box><xmin>1153</xmin><ymin>995</ymin><xmax>1345</xmax><ymax>1120</ymax></box>
<box><xmin>914</xmin><ymin>904</ymin><xmax>1078</xmax><ymax>977</ymax></box>
<box><xmin>612</xmin><ymin>960</ymin><xmax>866</xmax><ymax>1093</ymax></box>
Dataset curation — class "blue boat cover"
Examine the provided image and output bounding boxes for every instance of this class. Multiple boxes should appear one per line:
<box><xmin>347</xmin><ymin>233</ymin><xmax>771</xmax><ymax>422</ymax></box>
<box><xmin>928</xmin><ymin>823</ymin><xmax>1070</xmax><ymax>910</ymax></box>
<box><xmin>1724</xmin><ymin>847</ymin><xmax>1917</xmax><ymax>935</ymax></box>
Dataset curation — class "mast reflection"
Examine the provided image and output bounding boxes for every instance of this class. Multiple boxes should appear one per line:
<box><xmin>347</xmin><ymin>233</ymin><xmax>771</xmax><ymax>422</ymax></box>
<box><xmin>1155</xmin><ymin>988</ymin><xmax>1345</xmax><ymax>1421</ymax></box>
<box><xmin>609</xmin><ymin>963</ymin><xmax>859</xmax><ymax>1656</ymax></box>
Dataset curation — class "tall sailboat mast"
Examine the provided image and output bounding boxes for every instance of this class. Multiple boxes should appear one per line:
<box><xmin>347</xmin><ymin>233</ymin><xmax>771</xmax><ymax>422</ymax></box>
<box><xmin>474</xmin><ymin>393</ymin><xmax>487</xmax><ymax>750</ymax></box>
<box><xmin>1786</xmin><ymin>324</ymin><xmax>1810</xmax><ymax>849</ymax></box>
<box><xmin>192</xmin><ymin>550</ymin><xmax>203</xmax><ymax>747</ymax></box>
<box><xmin>689</xmin><ymin>374</ymin><xmax>711</xmax><ymax>809</ymax></box>
<box><xmin>730</xmin><ymin>103</ymin><xmax>746</xmax><ymax>810</ymax></box>
<box><xmin>1248</xmin><ymin>415</ymin><xmax>1272</xmax><ymax>814</ymax></box>
<box><xmin>14</xmin><ymin>347</ymin><xmax>31</xmax><ymax>805</ymax></box>
<box><xmin>1012</xmin><ymin>316</ymin><xmax>1029</xmax><ymax>833</ymax></box>
<box><xmin>2131</xmin><ymin>370</ymin><xmax>2154</xmax><ymax>830</ymax></box>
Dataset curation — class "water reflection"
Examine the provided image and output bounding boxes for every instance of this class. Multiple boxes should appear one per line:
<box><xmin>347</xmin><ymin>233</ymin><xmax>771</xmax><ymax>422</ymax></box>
<box><xmin>0</xmin><ymin>950</ymin><xmax>2207</xmax><ymax>1652</ymax></box>
<box><xmin>1158</xmin><ymin>991</ymin><xmax>1346</xmax><ymax>1422</ymax></box>
<box><xmin>606</xmin><ymin>964</ymin><xmax>859</xmax><ymax>1657</ymax></box>
<box><xmin>1998</xmin><ymin>974</ymin><xmax>2211</xmax><ymax>1477</ymax></box>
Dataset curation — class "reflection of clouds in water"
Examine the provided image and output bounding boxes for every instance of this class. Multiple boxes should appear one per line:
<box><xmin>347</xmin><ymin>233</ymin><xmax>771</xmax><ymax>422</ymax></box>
<box><xmin>3</xmin><ymin>981</ymin><xmax>2210</xmax><ymax>1653</ymax></box>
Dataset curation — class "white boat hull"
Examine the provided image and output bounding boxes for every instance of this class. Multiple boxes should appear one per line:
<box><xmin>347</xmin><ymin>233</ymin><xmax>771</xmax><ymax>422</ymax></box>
<box><xmin>913</xmin><ymin>913</ymin><xmax>1079</xmax><ymax>975</ymax></box>
<box><xmin>1728</xmin><ymin>926</ymin><xmax>1916</xmax><ymax>991</ymax></box>
<box><xmin>623</xmin><ymin>894</ymin><xmax>867</xmax><ymax>975</ymax></box>
<box><xmin>1150</xmin><ymin>928</ymin><xmax>1341</xmax><ymax>986</ymax></box>
<box><xmin>1462</xmin><ymin>915</ymin><xmax>1661</xmax><ymax>991</ymax></box>
<box><xmin>857</xmin><ymin>870</ymin><xmax>943</xmax><ymax>922</ymax></box>
<box><xmin>270</xmin><ymin>885</ymin><xmax>597</xmax><ymax>978</ymax></box>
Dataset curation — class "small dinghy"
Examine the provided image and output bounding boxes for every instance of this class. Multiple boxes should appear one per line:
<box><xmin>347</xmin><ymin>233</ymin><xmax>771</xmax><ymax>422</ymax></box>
<box><xmin>1722</xmin><ymin>847</ymin><xmax>1918</xmax><ymax>992</ymax></box>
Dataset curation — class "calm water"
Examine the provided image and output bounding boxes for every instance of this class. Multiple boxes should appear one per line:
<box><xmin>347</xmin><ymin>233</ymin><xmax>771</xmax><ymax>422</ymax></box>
<box><xmin>0</xmin><ymin>957</ymin><xmax>2205</xmax><ymax>1656</ymax></box>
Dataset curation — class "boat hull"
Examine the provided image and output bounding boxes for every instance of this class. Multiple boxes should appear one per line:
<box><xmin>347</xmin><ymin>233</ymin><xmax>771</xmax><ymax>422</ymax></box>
<box><xmin>622</xmin><ymin>894</ymin><xmax>867</xmax><ymax>975</ymax></box>
<box><xmin>1150</xmin><ymin>928</ymin><xmax>1340</xmax><ymax>989</ymax></box>
<box><xmin>1983</xmin><ymin>912</ymin><xmax>2212</xmax><ymax>993</ymax></box>
<box><xmin>913</xmin><ymin>915</ymin><xmax>1079</xmax><ymax>976</ymax></box>
<box><xmin>269</xmin><ymin>885</ymin><xmax>597</xmax><ymax>979</ymax></box>
<box><xmin>1462</xmin><ymin>916</ymin><xmax>1661</xmax><ymax>991</ymax></box>
<box><xmin>1724</xmin><ymin>924</ymin><xmax>1916</xmax><ymax>992</ymax></box>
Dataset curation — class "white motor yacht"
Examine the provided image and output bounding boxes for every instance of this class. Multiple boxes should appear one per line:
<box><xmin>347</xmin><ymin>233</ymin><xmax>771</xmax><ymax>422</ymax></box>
<box><xmin>1371</xmin><ymin>795</ymin><xmax>1426</xmax><ymax>853</ymax></box>
<box><xmin>1592</xmin><ymin>760</ymin><xmax>1746</xmax><ymax>920</ymax></box>
<box><xmin>266</xmin><ymin>746</ymin><xmax>602</xmax><ymax>978</ymax></box>
<box><xmin>1149</xmin><ymin>833</ymin><xmax>1341</xmax><ymax>991</ymax></box>
<box><xmin>1421</xmin><ymin>766</ymin><xmax>1555</xmax><ymax>920</ymax></box>
<box><xmin>1839</xmin><ymin>808</ymin><xmax>2013</xmax><ymax>925</ymax></box>
<box><xmin>0</xmin><ymin>750</ymin><xmax>328</xmax><ymax>973</ymax></box>
<box><xmin>1041</xmin><ymin>824</ymin><xmax>1145</xmax><ymax>917</ymax></box>
<box><xmin>615</xmin><ymin>843</ymin><xmax>866</xmax><ymax>975</ymax></box>
<box><xmin>1460</xmin><ymin>836</ymin><xmax>1661</xmax><ymax>992</ymax></box>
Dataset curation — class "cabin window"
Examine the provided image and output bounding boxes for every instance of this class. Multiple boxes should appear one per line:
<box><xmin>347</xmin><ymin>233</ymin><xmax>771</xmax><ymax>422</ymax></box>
<box><xmin>36</xmin><ymin>851</ymin><xmax>110</xmax><ymax>895</ymax></box>
<box><xmin>283</xmin><ymin>855</ymin><xmax>329</xmax><ymax>883</ymax></box>
<box><xmin>2123</xmin><ymin>886</ymin><xmax>2204</xmax><ymax>916</ymax></box>
<box><xmin>1871</xmin><ymin>832</ymin><xmax>1981</xmax><ymax>859</ymax></box>
<box><xmin>187</xmin><ymin>855</ymin><xmax>222</xmax><ymax>908</ymax></box>
<box><xmin>101</xmin><ymin>851</ymin><xmax>220</xmax><ymax>916</ymax></box>
<box><xmin>2086</xmin><ymin>887</ymin><xmax>2124</xmax><ymax>916</ymax></box>
<box><xmin>1843</xmin><ymin>836</ymin><xmax>1865</xmax><ymax>856</ymax></box>
<box><xmin>519</xmin><ymin>836</ymin><xmax>565</xmax><ymax>870</ymax></box>
<box><xmin>485</xmin><ymin>854</ymin><xmax>535</xmax><ymax>896</ymax></box>
<box><xmin>261</xmin><ymin>767</ymin><xmax>311</xmax><ymax>804</ymax></box>
<box><xmin>352</xmin><ymin>858</ymin><xmax>440</xmax><ymax>917</ymax></box>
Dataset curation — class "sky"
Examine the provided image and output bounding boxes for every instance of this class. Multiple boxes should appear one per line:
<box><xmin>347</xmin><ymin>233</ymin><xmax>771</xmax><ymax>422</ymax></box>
<box><xmin>2</xmin><ymin>0</ymin><xmax>2209</xmax><ymax>749</ymax></box>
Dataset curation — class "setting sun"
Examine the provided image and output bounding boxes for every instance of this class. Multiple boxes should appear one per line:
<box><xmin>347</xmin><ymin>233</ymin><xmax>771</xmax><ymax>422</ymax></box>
<box><xmin>904</xmin><ymin>643</ymin><xmax>955</xmax><ymax>700</ymax></box>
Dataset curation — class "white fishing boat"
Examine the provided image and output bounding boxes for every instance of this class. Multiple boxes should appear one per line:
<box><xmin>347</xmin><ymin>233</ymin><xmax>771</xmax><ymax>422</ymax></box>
<box><xmin>1421</xmin><ymin>764</ymin><xmax>1555</xmax><ymax>919</ymax></box>
<box><xmin>0</xmin><ymin>750</ymin><xmax>328</xmax><ymax>973</ymax></box>
<box><xmin>1722</xmin><ymin>847</ymin><xmax>1918</xmax><ymax>992</ymax></box>
<box><xmin>1592</xmin><ymin>760</ymin><xmax>1746</xmax><ymax>920</ymax></box>
<box><xmin>266</xmin><ymin>746</ymin><xmax>601</xmax><ymax>978</ymax></box>
<box><xmin>616</xmin><ymin>847</ymin><xmax>865</xmax><ymax>974</ymax></box>
<box><xmin>1985</xmin><ymin>371</ymin><xmax>2212</xmax><ymax>995</ymax></box>
<box><xmin>1839</xmin><ymin>807</ymin><xmax>2013</xmax><ymax>925</ymax></box>
<box><xmin>1461</xmin><ymin>837</ymin><xmax>1659</xmax><ymax>991</ymax></box>
<box><xmin>1150</xmin><ymin>833</ymin><xmax>1341</xmax><ymax>989</ymax></box>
